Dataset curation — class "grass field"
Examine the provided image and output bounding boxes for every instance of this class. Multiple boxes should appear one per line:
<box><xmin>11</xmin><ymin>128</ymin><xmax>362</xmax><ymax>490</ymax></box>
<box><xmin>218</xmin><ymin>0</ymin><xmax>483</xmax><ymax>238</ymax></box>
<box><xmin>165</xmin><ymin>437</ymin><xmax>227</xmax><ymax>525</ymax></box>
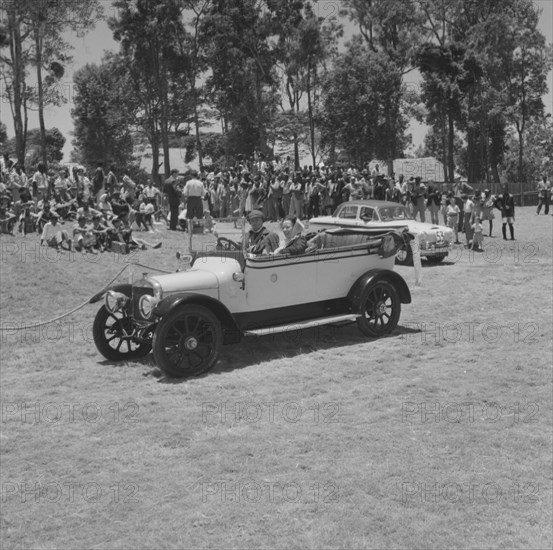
<box><xmin>1</xmin><ymin>207</ymin><xmax>552</xmax><ymax>549</ymax></box>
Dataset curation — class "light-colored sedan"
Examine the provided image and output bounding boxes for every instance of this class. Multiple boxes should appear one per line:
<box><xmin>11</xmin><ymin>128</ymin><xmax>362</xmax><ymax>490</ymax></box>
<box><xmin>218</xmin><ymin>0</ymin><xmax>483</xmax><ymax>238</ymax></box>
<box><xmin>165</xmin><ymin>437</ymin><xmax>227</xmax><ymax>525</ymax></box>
<box><xmin>309</xmin><ymin>200</ymin><xmax>454</xmax><ymax>265</ymax></box>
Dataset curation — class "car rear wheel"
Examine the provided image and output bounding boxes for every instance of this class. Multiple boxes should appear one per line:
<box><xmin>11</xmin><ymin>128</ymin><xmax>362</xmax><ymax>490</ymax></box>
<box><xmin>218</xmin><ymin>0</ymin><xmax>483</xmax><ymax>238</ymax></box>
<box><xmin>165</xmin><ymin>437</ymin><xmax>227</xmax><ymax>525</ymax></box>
<box><xmin>395</xmin><ymin>244</ymin><xmax>413</xmax><ymax>266</ymax></box>
<box><xmin>356</xmin><ymin>281</ymin><xmax>401</xmax><ymax>337</ymax></box>
<box><xmin>152</xmin><ymin>305</ymin><xmax>222</xmax><ymax>378</ymax></box>
<box><xmin>93</xmin><ymin>306</ymin><xmax>152</xmax><ymax>361</ymax></box>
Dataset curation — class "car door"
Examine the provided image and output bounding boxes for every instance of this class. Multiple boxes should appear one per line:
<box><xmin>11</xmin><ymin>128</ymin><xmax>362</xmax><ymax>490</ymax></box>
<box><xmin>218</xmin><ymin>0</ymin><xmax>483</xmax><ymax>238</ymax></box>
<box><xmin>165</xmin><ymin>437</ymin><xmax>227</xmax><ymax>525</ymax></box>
<box><xmin>336</xmin><ymin>204</ymin><xmax>359</xmax><ymax>226</ymax></box>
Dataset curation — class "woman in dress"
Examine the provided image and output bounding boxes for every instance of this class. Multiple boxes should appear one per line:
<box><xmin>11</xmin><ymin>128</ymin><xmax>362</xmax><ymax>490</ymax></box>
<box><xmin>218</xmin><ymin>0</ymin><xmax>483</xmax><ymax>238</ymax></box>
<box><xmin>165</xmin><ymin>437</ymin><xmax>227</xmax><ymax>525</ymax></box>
<box><xmin>480</xmin><ymin>189</ymin><xmax>495</xmax><ymax>237</ymax></box>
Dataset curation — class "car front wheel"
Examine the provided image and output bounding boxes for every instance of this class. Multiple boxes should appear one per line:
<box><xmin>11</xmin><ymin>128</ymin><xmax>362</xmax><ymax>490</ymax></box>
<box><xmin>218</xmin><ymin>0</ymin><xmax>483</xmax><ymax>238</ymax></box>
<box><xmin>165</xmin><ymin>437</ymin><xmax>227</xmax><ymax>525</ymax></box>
<box><xmin>93</xmin><ymin>306</ymin><xmax>152</xmax><ymax>361</ymax></box>
<box><xmin>356</xmin><ymin>280</ymin><xmax>401</xmax><ymax>337</ymax></box>
<box><xmin>152</xmin><ymin>305</ymin><xmax>222</xmax><ymax>378</ymax></box>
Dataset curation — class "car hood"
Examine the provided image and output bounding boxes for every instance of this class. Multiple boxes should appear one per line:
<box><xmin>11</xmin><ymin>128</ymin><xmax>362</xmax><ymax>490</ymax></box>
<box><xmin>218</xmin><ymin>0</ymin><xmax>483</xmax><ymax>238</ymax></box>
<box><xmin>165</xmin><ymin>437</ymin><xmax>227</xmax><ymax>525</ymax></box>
<box><xmin>147</xmin><ymin>269</ymin><xmax>219</xmax><ymax>293</ymax></box>
<box><xmin>309</xmin><ymin>216</ymin><xmax>451</xmax><ymax>235</ymax></box>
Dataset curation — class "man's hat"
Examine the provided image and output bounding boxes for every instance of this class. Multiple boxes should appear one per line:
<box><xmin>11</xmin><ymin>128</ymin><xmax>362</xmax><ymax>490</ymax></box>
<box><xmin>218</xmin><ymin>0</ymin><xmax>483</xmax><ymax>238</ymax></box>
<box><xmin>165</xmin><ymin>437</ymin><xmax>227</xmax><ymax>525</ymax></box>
<box><xmin>50</xmin><ymin>212</ymin><xmax>59</xmax><ymax>218</ymax></box>
<box><xmin>247</xmin><ymin>210</ymin><xmax>263</xmax><ymax>221</ymax></box>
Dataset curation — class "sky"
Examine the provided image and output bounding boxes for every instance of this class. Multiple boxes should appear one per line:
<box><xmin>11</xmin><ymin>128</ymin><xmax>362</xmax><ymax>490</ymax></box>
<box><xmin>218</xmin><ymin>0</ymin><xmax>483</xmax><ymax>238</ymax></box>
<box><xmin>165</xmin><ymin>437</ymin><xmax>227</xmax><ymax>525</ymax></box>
<box><xmin>1</xmin><ymin>0</ymin><xmax>552</xmax><ymax>164</ymax></box>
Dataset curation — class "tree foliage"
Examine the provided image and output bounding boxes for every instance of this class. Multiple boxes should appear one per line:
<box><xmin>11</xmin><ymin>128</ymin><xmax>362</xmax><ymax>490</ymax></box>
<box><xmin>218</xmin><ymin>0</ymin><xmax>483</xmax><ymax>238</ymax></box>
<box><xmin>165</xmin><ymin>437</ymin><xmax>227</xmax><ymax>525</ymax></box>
<box><xmin>71</xmin><ymin>56</ymin><xmax>136</xmax><ymax>169</ymax></box>
<box><xmin>319</xmin><ymin>38</ymin><xmax>408</xmax><ymax>167</ymax></box>
<box><xmin>109</xmin><ymin>0</ymin><xmax>194</xmax><ymax>181</ymax></box>
<box><xmin>0</xmin><ymin>0</ymin><xmax>102</xmax><ymax>165</ymax></box>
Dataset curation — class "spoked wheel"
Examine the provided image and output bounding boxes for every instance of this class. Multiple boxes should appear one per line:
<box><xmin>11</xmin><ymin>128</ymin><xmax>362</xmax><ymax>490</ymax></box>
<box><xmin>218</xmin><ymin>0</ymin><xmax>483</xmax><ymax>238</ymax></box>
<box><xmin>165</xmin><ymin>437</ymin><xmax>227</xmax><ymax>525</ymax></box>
<box><xmin>356</xmin><ymin>281</ymin><xmax>401</xmax><ymax>337</ymax></box>
<box><xmin>395</xmin><ymin>244</ymin><xmax>413</xmax><ymax>266</ymax></box>
<box><xmin>152</xmin><ymin>305</ymin><xmax>222</xmax><ymax>378</ymax></box>
<box><xmin>93</xmin><ymin>306</ymin><xmax>152</xmax><ymax>361</ymax></box>
<box><xmin>216</xmin><ymin>237</ymin><xmax>240</xmax><ymax>251</ymax></box>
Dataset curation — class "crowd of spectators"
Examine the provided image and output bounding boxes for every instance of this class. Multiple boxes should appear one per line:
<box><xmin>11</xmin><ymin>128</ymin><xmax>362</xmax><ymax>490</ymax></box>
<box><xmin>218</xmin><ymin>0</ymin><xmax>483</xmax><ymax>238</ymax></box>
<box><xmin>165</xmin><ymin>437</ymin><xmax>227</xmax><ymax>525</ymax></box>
<box><xmin>1</xmin><ymin>152</ymin><xmax>550</xmax><ymax>251</ymax></box>
<box><xmin>0</xmin><ymin>158</ymin><xmax>161</xmax><ymax>253</ymax></box>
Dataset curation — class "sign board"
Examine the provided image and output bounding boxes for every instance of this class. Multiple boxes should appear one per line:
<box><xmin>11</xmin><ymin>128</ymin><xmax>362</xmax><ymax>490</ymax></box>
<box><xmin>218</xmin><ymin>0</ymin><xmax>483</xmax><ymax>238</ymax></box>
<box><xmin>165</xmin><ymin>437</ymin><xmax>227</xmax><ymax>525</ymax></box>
<box><xmin>368</xmin><ymin>157</ymin><xmax>446</xmax><ymax>181</ymax></box>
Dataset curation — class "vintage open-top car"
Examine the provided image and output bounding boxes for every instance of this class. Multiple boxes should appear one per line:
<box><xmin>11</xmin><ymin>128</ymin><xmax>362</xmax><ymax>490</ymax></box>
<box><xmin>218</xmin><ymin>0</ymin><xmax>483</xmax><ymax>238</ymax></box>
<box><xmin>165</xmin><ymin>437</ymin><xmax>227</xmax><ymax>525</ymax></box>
<box><xmin>90</xmin><ymin>227</ymin><xmax>412</xmax><ymax>378</ymax></box>
<box><xmin>309</xmin><ymin>200</ymin><xmax>454</xmax><ymax>265</ymax></box>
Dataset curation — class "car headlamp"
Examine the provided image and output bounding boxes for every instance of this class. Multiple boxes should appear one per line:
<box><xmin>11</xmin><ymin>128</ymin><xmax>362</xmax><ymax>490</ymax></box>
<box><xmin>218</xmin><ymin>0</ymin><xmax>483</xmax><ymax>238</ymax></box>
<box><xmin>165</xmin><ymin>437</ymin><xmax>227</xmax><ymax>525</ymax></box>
<box><xmin>139</xmin><ymin>295</ymin><xmax>160</xmax><ymax>319</ymax></box>
<box><xmin>105</xmin><ymin>291</ymin><xmax>128</xmax><ymax>313</ymax></box>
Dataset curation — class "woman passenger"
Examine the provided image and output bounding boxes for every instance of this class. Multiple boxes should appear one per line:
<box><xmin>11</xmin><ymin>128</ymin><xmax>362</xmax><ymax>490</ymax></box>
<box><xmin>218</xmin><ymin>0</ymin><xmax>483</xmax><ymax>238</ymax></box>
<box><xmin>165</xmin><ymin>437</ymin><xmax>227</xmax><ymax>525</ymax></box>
<box><xmin>273</xmin><ymin>215</ymin><xmax>307</xmax><ymax>256</ymax></box>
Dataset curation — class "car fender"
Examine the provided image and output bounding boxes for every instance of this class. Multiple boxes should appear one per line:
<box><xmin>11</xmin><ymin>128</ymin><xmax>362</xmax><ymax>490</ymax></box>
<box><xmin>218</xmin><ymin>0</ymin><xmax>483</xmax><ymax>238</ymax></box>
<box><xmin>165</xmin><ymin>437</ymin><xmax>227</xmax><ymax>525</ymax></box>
<box><xmin>153</xmin><ymin>293</ymin><xmax>242</xmax><ymax>344</ymax></box>
<box><xmin>89</xmin><ymin>284</ymin><xmax>132</xmax><ymax>304</ymax></box>
<box><xmin>347</xmin><ymin>269</ymin><xmax>412</xmax><ymax>312</ymax></box>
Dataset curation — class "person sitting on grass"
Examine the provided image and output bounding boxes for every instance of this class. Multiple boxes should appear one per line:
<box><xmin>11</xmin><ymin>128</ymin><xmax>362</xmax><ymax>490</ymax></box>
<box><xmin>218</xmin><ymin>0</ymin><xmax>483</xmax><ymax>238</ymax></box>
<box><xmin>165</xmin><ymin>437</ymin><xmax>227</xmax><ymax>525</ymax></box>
<box><xmin>107</xmin><ymin>215</ymin><xmax>162</xmax><ymax>252</ymax></box>
<box><xmin>36</xmin><ymin>200</ymin><xmax>55</xmax><ymax>233</ymax></box>
<box><xmin>90</xmin><ymin>214</ymin><xmax>109</xmax><ymax>252</ymax></box>
<box><xmin>76</xmin><ymin>202</ymin><xmax>101</xmax><ymax>222</ymax></box>
<box><xmin>40</xmin><ymin>212</ymin><xmax>72</xmax><ymax>250</ymax></box>
<box><xmin>73</xmin><ymin>215</ymin><xmax>98</xmax><ymax>254</ymax></box>
<box><xmin>18</xmin><ymin>202</ymin><xmax>38</xmax><ymax>235</ymax></box>
<box><xmin>0</xmin><ymin>197</ymin><xmax>17</xmax><ymax>235</ymax></box>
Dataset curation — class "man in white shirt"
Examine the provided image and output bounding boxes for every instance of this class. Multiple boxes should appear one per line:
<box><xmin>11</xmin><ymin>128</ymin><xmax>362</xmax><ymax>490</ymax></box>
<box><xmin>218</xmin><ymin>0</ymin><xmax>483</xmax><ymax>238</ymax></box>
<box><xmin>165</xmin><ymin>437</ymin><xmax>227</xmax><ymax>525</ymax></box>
<box><xmin>183</xmin><ymin>170</ymin><xmax>206</xmax><ymax>230</ymax></box>
<box><xmin>40</xmin><ymin>212</ymin><xmax>72</xmax><ymax>250</ymax></box>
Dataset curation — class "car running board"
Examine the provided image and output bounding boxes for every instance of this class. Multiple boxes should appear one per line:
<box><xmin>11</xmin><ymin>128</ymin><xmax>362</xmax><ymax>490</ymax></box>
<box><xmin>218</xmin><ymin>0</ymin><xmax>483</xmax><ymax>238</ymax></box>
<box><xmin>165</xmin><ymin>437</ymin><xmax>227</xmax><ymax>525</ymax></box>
<box><xmin>244</xmin><ymin>314</ymin><xmax>359</xmax><ymax>337</ymax></box>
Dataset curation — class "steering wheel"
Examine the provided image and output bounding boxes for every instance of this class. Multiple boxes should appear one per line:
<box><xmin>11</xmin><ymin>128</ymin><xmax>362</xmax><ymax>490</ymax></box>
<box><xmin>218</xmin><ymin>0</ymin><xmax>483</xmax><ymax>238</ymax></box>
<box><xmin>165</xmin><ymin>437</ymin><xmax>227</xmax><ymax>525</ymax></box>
<box><xmin>216</xmin><ymin>237</ymin><xmax>241</xmax><ymax>251</ymax></box>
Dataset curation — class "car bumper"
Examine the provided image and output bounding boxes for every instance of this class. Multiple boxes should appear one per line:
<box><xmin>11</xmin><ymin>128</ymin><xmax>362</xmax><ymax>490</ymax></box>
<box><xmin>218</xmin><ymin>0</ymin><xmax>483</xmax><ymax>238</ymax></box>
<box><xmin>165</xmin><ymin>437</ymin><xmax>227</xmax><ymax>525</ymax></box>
<box><xmin>420</xmin><ymin>243</ymin><xmax>450</xmax><ymax>257</ymax></box>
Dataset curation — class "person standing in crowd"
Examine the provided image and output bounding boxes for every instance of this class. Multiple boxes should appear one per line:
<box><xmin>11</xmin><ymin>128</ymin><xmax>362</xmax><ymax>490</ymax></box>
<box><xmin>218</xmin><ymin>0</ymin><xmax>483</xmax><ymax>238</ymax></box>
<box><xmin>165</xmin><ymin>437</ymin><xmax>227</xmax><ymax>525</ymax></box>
<box><xmin>106</xmin><ymin>165</ymin><xmax>118</xmax><ymax>195</ymax></box>
<box><xmin>495</xmin><ymin>187</ymin><xmax>515</xmax><ymax>240</ymax></box>
<box><xmin>289</xmin><ymin>174</ymin><xmax>304</xmax><ymax>218</ymax></box>
<box><xmin>481</xmin><ymin>189</ymin><xmax>495</xmax><ymax>237</ymax></box>
<box><xmin>463</xmin><ymin>193</ymin><xmax>475</xmax><ymax>247</ymax></box>
<box><xmin>536</xmin><ymin>176</ymin><xmax>550</xmax><ymax>215</ymax></box>
<box><xmin>92</xmin><ymin>162</ymin><xmax>105</xmax><ymax>205</ymax></box>
<box><xmin>446</xmin><ymin>195</ymin><xmax>461</xmax><ymax>244</ymax></box>
<box><xmin>411</xmin><ymin>177</ymin><xmax>427</xmax><ymax>222</ymax></box>
<box><xmin>163</xmin><ymin>168</ymin><xmax>181</xmax><ymax>231</ymax></box>
<box><xmin>182</xmin><ymin>169</ymin><xmax>206</xmax><ymax>232</ymax></box>
<box><xmin>267</xmin><ymin>175</ymin><xmax>282</xmax><ymax>222</ymax></box>
<box><xmin>426</xmin><ymin>182</ymin><xmax>441</xmax><ymax>224</ymax></box>
<box><xmin>32</xmin><ymin>162</ymin><xmax>48</xmax><ymax>202</ymax></box>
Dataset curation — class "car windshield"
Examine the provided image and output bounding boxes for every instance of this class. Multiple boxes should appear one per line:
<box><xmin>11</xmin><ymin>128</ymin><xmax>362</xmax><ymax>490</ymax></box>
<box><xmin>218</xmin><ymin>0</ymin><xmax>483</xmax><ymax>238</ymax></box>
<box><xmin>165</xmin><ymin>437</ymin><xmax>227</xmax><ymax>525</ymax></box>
<box><xmin>377</xmin><ymin>206</ymin><xmax>413</xmax><ymax>221</ymax></box>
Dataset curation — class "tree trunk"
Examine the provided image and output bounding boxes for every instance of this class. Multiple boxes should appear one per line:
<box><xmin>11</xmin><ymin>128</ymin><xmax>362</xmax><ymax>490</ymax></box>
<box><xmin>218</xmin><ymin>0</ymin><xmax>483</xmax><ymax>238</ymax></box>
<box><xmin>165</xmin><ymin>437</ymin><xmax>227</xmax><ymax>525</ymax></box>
<box><xmin>193</xmin><ymin>86</ymin><xmax>203</xmax><ymax>170</ymax></box>
<box><xmin>517</xmin><ymin>127</ymin><xmax>524</xmax><ymax>205</ymax></box>
<box><xmin>306</xmin><ymin>68</ymin><xmax>316</xmax><ymax>169</ymax></box>
<box><xmin>447</xmin><ymin>107</ymin><xmax>455</xmax><ymax>183</ymax></box>
<box><xmin>34</xmin><ymin>27</ymin><xmax>48</xmax><ymax>166</ymax></box>
<box><xmin>441</xmin><ymin>112</ymin><xmax>447</xmax><ymax>184</ymax></box>
<box><xmin>7</xmin><ymin>11</ymin><xmax>27</xmax><ymax>164</ymax></box>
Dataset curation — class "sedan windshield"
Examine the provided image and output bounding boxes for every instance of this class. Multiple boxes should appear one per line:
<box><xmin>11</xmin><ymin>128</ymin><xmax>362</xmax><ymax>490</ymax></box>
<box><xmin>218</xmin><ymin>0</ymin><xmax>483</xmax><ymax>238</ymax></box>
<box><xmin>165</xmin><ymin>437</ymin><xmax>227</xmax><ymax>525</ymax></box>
<box><xmin>377</xmin><ymin>206</ymin><xmax>413</xmax><ymax>221</ymax></box>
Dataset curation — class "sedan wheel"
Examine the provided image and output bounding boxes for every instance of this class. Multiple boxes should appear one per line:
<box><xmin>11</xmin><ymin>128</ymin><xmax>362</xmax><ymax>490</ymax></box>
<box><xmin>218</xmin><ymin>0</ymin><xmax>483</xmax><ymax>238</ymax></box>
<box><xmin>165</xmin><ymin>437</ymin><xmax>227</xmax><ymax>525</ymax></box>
<box><xmin>356</xmin><ymin>281</ymin><xmax>401</xmax><ymax>337</ymax></box>
<box><xmin>152</xmin><ymin>305</ymin><xmax>222</xmax><ymax>378</ymax></box>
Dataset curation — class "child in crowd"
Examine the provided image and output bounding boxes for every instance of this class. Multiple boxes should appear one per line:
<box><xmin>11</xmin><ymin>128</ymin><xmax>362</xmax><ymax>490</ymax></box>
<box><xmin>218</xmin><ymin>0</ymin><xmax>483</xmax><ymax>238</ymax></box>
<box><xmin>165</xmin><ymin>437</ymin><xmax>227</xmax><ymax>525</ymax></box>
<box><xmin>446</xmin><ymin>196</ymin><xmax>461</xmax><ymax>244</ymax></box>
<box><xmin>471</xmin><ymin>217</ymin><xmax>484</xmax><ymax>252</ymax></box>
